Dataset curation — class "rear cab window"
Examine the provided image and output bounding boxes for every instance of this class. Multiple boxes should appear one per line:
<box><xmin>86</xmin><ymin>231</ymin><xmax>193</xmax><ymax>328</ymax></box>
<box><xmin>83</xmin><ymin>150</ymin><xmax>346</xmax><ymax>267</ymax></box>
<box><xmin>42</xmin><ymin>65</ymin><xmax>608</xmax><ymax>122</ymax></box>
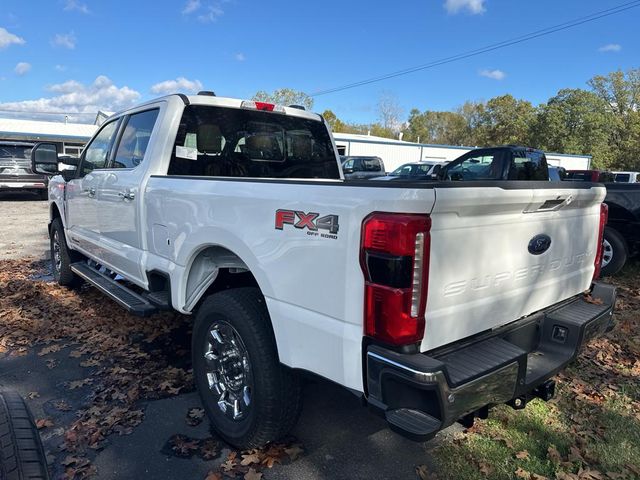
<box><xmin>508</xmin><ymin>150</ymin><xmax>549</xmax><ymax>180</ymax></box>
<box><xmin>168</xmin><ymin>105</ymin><xmax>340</xmax><ymax>179</ymax></box>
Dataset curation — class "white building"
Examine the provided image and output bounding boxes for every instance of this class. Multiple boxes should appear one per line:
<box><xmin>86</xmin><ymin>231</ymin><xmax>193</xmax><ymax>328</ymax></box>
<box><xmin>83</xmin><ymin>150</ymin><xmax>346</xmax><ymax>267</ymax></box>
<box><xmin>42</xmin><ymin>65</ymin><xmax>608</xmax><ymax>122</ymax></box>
<box><xmin>0</xmin><ymin>118</ymin><xmax>98</xmax><ymax>156</ymax></box>
<box><xmin>332</xmin><ymin>132</ymin><xmax>592</xmax><ymax>172</ymax></box>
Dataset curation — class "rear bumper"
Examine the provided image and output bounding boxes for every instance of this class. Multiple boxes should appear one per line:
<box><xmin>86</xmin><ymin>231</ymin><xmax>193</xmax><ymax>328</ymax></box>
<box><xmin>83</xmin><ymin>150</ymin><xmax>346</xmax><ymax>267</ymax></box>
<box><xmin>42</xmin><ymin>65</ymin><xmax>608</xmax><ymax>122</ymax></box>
<box><xmin>0</xmin><ymin>180</ymin><xmax>47</xmax><ymax>190</ymax></box>
<box><xmin>365</xmin><ymin>282</ymin><xmax>617</xmax><ymax>441</ymax></box>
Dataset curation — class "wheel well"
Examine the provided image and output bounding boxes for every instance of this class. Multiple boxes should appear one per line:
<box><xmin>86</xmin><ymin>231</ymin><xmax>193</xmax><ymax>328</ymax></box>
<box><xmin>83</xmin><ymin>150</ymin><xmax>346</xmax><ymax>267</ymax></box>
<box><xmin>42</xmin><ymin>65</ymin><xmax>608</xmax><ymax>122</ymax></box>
<box><xmin>50</xmin><ymin>203</ymin><xmax>62</xmax><ymax>232</ymax></box>
<box><xmin>185</xmin><ymin>246</ymin><xmax>259</xmax><ymax>311</ymax></box>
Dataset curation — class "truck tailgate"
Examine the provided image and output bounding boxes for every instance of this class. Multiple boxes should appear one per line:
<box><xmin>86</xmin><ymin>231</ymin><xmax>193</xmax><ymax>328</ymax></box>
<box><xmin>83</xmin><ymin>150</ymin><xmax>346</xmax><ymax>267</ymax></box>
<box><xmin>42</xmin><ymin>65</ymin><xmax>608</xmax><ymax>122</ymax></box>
<box><xmin>423</xmin><ymin>185</ymin><xmax>606</xmax><ymax>351</ymax></box>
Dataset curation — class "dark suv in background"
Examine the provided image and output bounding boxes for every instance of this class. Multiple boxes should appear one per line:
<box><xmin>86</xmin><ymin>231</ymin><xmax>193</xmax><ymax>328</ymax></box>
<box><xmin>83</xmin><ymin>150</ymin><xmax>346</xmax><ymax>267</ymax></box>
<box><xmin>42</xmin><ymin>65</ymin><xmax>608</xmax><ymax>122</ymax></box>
<box><xmin>340</xmin><ymin>155</ymin><xmax>385</xmax><ymax>179</ymax></box>
<box><xmin>0</xmin><ymin>141</ymin><xmax>48</xmax><ymax>199</ymax></box>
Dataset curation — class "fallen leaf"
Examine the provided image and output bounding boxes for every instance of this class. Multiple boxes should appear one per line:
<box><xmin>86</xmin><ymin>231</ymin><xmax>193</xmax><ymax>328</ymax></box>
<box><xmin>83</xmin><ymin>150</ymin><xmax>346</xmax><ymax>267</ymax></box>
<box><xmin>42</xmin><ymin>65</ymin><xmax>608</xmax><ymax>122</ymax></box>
<box><xmin>515</xmin><ymin>467</ymin><xmax>530</xmax><ymax>479</ymax></box>
<box><xmin>516</xmin><ymin>450</ymin><xmax>530</xmax><ymax>460</ymax></box>
<box><xmin>36</xmin><ymin>418</ymin><xmax>54</xmax><ymax>429</ymax></box>
<box><xmin>186</xmin><ymin>407</ymin><xmax>205</xmax><ymax>426</ymax></box>
<box><xmin>244</xmin><ymin>468</ymin><xmax>262</xmax><ymax>480</ymax></box>
<box><xmin>284</xmin><ymin>444</ymin><xmax>304</xmax><ymax>461</ymax></box>
<box><xmin>548</xmin><ymin>445</ymin><xmax>562</xmax><ymax>464</ymax></box>
<box><xmin>204</xmin><ymin>472</ymin><xmax>223</xmax><ymax>480</ymax></box>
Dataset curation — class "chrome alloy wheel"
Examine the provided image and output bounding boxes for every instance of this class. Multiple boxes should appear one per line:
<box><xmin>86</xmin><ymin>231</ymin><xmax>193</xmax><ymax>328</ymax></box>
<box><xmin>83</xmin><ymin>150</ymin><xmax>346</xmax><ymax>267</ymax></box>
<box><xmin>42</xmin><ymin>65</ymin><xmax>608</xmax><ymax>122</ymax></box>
<box><xmin>203</xmin><ymin>321</ymin><xmax>253</xmax><ymax>421</ymax></box>
<box><xmin>52</xmin><ymin>230</ymin><xmax>62</xmax><ymax>273</ymax></box>
<box><xmin>602</xmin><ymin>238</ymin><xmax>613</xmax><ymax>268</ymax></box>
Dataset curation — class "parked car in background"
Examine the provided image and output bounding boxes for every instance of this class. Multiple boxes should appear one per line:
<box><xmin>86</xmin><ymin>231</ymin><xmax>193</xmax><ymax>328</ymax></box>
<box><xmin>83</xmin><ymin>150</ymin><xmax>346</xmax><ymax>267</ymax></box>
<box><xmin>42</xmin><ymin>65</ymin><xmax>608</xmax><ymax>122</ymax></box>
<box><xmin>549</xmin><ymin>166</ymin><xmax>567</xmax><ymax>181</ymax></box>
<box><xmin>565</xmin><ymin>170</ymin><xmax>615</xmax><ymax>183</ymax></box>
<box><xmin>600</xmin><ymin>183</ymin><xmax>640</xmax><ymax>276</ymax></box>
<box><xmin>372</xmin><ymin>162</ymin><xmax>435</xmax><ymax>181</ymax></box>
<box><xmin>0</xmin><ymin>141</ymin><xmax>49</xmax><ymax>199</ymax></box>
<box><xmin>340</xmin><ymin>155</ymin><xmax>385</xmax><ymax>179</ymax></box>
<box><xmin>434</xmin><ymin>145</ymin><xmax>550</xmax><ymax>181</ymax></box>
<box><xmin>612</xmin><ymin>171</ymin><xmax>640</xmax><ymax>183</ymax></box>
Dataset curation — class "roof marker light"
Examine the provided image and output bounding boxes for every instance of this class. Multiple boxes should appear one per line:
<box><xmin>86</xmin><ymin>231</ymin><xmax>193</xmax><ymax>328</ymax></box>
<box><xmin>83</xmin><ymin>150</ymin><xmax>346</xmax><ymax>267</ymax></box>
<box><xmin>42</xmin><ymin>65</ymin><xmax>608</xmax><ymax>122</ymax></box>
<box><xmin>241</xmin><ymin>100</ymin><xmax>286</xmax><ymax>113</ymax></box>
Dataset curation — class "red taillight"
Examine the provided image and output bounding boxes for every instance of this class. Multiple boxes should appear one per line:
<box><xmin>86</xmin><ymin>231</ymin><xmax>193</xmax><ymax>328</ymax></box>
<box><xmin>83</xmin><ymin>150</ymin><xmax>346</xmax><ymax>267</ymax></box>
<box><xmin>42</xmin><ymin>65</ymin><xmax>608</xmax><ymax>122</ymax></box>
<box><xmin>592</xmin><ymin>203</ymin><xmax>608</xmax><ymax>281</ymax></box>
<box><xmin>254</xmin><ymin>101</ymin><xmax>275</xmax><ymax>111</ymax></box>
<box><xmin>361</xmin><ymin>213</ymin><xmax>430</xmax><ymax>346</ymax></box>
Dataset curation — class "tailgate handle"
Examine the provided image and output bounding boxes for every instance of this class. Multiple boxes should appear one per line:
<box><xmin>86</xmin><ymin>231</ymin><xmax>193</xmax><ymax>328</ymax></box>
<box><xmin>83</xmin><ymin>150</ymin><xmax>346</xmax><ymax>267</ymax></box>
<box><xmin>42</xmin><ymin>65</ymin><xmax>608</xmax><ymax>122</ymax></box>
<box><xmin>525</xmin><ymin>195</ymin><xmax>573</xmax><ymax>213</ymax></box>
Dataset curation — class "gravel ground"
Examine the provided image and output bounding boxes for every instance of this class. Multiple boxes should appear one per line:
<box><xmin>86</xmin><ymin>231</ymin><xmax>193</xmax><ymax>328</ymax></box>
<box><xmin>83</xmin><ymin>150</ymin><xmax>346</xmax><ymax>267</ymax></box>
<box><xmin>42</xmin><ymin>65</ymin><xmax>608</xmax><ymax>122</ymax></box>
<box><xmin>0</xmin><ymin>194</ymin><xmax>444</xmax><ymax>480</ymax></box>
<box><xmin>0</xmin><ymin>192</ymin><xmax>50</xmax><ymax>260</ymax></box>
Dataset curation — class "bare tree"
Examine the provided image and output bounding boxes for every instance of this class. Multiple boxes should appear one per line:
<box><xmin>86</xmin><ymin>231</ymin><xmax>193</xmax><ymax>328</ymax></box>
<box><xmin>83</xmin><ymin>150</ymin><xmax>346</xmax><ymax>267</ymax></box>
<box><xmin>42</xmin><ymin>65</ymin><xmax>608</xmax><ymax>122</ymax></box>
<box><xmin>377</xmin><ymin>91</ymin><xmax>404</xmax><ymax>132</ymax></box>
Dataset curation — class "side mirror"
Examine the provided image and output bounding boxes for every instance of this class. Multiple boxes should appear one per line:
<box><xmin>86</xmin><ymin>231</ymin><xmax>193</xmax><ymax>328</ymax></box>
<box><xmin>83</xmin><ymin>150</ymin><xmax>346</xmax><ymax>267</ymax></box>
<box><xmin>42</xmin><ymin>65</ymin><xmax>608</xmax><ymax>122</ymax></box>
<box><xmin>31</xmin><ymin>143</ymin><xmax>59</xmax><ymax>175</ymax></box>
<box><xmin>430</xmin><ymin>164</ymin><xmax>442</xmax><ymax>179</ymax></box>
<box><xmin>343</xmin><ymin>167</ymin><xmax>353</xmax><ymax>174</ymax></box>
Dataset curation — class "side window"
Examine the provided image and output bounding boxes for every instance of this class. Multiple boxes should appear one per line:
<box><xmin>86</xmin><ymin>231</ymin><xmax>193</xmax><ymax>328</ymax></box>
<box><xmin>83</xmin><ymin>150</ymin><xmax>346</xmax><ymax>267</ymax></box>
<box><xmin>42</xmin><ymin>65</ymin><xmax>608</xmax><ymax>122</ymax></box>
<box><xmin>509</xmin><ymin>151</ymin><xmax>548</xmax><ymax>180</ymax></box>
<box><xmin>80</xmin><ymin>120</ymin><xmax>120</xmax><ymax>176</ymax></box>
<box><xmin>446</xmin><ymin>153</ymin><xmax>501</xmax><ymax>180</ymax></box>
<box><xmin>112</xmin><ymin>109</ymin><xmax>159</xmax><ymax>169</ymax></box>
<box><xmin>363</xmin><ymin>158</ymin><xmax>381</xmax><ymax>172</ymax></box>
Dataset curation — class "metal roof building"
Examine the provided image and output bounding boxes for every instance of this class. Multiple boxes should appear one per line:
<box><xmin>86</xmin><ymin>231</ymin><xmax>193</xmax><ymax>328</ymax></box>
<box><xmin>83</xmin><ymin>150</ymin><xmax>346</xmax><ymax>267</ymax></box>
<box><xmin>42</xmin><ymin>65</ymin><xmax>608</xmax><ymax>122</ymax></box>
<box><xmin>0</xmin><ymin>118</ymin><xmax>98</xmax><ymax>157</ymax></box>
<box><xmin>332</xmin><ymin>132</ymin><xmax>592</xmax><ymax>172</ymax></box>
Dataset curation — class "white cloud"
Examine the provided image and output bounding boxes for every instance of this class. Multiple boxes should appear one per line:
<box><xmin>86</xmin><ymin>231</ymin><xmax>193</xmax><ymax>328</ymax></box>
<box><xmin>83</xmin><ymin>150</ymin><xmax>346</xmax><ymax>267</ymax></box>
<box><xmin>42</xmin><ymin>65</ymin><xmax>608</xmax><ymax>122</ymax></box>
<box><xmin>55</xmin><ymin>64</ymin><xmax>67</xmax><ymax>72</ymax></box>
<box><xmin>0</xmin><ymin>75</ymin><xmax>140</xmax><ymax>113</ymax></box>
<box><xmin>182</xmin><ymin>1</ymin><xmax>225</xmax><ymax>22</ymax></box>
<box><xmin>444</xmin><ymin>0</ymin><xmax>485</xmax><ymax>14</ymax></box>
<box><xmin>598</xmin><ymin>43</ymin><xmax>621</xmax><ymax>52</ymax></box>
<box><xmin>52</xmin><ymin>32</ymin><xmax>76</xmax><ymax>49</ymax></box>
<box><xmin>14</xmin><ymin>62</ymin><xmax>31</xmax><ymax>75</ymax></box>
<box><xmin>198</xmin><ymin>4</ymin><xmax>224</xmax><ymax>22</ymax></box>
<box><xmin>235</xmin><ymin>52</ymin><xmax>245</xmax><ymax>62</ymax></box>
<box><xmin>150</xmin><ymin>77</ymin><xmax>203</xmax><ymax>95</ymax></box>
<box><xmin>479</xmin><ymin>69</ymin><xmax>505</xmax><ymax>80</ymax></box>
<box><xmin>182</xmin><ymin>0</ymin><xmax>201</xmax><ymax>14</ymax></box>
<box><xmin>64</xmin><ymin>0</ymin><xmax>90</xmax><ymax>14</ymax></box>
<box><xmin>0</xmin><ymin>27</ymin><xmax>25</xmax><ymax>49</ymax></box>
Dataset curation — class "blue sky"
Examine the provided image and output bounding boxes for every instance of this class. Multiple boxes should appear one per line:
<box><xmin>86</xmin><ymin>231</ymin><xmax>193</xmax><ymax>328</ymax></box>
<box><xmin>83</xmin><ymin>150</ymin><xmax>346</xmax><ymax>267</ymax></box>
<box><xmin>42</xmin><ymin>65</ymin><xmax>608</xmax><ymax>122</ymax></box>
<box><xmin>0</xmin><ymin>0</ymin><xmax>638</xmax><ymax>124</ymax></box>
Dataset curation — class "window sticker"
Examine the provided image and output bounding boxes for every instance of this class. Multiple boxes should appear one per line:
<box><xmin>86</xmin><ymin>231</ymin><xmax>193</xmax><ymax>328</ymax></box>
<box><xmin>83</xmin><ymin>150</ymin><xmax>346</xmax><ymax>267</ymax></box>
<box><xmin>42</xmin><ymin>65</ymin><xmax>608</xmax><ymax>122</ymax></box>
<box><xmin>175</xmin><ymin>145</ymin><xmax>198</xmax><ymax>160</ymax></box>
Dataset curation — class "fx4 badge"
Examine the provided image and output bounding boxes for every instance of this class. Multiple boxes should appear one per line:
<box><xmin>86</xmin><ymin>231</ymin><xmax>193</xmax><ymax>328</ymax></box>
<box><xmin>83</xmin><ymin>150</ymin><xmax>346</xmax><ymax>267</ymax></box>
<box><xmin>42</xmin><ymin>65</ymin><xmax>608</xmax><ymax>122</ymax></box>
<box><xmin>275</xmin><ymin>209</ymin><xmax>339</xmax><ymax>239</ymax></box>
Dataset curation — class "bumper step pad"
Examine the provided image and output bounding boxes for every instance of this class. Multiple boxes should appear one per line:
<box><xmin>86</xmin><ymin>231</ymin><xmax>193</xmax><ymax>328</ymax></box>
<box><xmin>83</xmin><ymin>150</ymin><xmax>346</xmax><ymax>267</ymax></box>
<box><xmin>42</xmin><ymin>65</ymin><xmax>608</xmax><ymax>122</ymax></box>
<box><xmin>385</xmin><ymin>409</ymin><xmax>441</xmax><ymax>441</ymax></box>
<box><xmin>434</xmin><ymin>337</ymin><xmax>526</xmax><ymax>387</ymax></box>
<box><xmin>71</xmin><ymin>263</ymin><xmax>158</xmax><ymax>317</ymax></box>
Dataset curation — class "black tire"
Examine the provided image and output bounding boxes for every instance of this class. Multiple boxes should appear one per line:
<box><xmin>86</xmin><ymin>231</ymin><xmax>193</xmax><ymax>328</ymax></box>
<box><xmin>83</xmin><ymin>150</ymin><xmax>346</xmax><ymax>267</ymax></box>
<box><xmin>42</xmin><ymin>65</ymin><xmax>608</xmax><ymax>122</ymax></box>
<box><xmin>0</xmin><ymin>391</ymin><xmax>49</xmax><ymax>480</ymax></box>
<box><xmin>192</xmin><ymin>288</ymin><xmax>302</xmax><ymax>449</ymax></box>
<box><xmin>50</xmin><ymin>218</ymin><xmax>82</xmax><ymax>287</ymax></box>
<box><xmin>601</xmin><ymin>227</ymin><xmax>628</xmax><ymax>277</ymax></box>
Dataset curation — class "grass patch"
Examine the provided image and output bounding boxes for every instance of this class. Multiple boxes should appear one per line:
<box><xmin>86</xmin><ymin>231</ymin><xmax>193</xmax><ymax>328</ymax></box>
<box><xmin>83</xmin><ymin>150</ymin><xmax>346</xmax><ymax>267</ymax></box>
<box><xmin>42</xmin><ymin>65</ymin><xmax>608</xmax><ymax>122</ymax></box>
<box><xmin>431</xmin><ymin>269</ymin><xmax>640</xmax><ymax>480</ymax></box>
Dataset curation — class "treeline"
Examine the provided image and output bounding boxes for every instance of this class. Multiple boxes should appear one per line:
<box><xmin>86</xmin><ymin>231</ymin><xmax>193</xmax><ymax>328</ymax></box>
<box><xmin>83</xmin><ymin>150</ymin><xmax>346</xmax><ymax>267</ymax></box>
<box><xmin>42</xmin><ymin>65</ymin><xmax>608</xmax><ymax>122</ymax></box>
<box><xmin>256</xmin><ymin>69</ymin><xmax>640</xmax><ymax>170</ymax></box>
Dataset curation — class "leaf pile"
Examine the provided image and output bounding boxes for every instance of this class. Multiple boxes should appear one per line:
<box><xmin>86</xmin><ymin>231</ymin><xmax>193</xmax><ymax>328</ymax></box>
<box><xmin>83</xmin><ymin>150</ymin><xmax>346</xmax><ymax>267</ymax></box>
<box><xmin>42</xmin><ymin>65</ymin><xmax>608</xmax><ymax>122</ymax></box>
<box><xmin>0</xmin><ymin>259</ymin><xmax>193</xmax><ymax>478</ymax></box>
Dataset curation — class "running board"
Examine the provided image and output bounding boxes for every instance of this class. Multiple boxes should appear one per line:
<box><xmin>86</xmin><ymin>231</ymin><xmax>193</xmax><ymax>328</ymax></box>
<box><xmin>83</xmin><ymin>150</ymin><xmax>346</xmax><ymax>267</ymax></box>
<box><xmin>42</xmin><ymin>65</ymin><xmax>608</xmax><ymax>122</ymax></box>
<box><xmin>385</xmin><ymin>409</ymin><xmax>441</xmax><ymax>442</ymax></box>
<box><xmin>71</xmin><ymin>263</ymin><xmax>158</xmax><ymax>317</ymax></box>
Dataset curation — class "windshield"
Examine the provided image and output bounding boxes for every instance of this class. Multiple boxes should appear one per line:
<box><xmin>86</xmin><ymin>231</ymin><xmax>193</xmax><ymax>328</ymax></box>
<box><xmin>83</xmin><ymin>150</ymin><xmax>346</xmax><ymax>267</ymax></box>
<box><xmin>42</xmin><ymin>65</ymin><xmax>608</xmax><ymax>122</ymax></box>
<box><xmin>0</xmin><ymin>145</ymin><xmax>31</xmax><ymax>161</ymax></box>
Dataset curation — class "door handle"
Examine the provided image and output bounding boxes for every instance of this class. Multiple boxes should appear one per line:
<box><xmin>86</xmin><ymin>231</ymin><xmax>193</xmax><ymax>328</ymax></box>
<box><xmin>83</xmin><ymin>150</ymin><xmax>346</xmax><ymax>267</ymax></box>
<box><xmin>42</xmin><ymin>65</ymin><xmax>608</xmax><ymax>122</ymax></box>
<box><xmin>118</xmin><ymin>191</ymin><xmax>135</xmax><ymax>201</ymax></box>
<box><xmin>84</xmin><ymin>187</ymin><xmax>96</xmax><ymax>198</ymax></box>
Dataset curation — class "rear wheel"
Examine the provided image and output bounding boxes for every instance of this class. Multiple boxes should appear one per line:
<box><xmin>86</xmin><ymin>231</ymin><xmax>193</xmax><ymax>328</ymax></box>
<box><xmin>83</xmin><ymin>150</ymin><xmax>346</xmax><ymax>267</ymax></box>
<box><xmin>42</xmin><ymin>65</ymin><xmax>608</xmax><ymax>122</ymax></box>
<box><xmin>192</xmin><ymin>288</ymin><xmax>302</xmax><ymax>449</ymax></box>
<box><xmin>601</xmin><ymin>227</ymin><xmax>628</xmax><ymax>277</ymax></box>
<box><xmin>50</xmin><ymin>218</ymin><xmax>82</xmax><ymax>287</ymax></box>
<box><xmin>0</xmin><ymin>391</ymin><xmax>49</xmax><ymax>480</ymax></box>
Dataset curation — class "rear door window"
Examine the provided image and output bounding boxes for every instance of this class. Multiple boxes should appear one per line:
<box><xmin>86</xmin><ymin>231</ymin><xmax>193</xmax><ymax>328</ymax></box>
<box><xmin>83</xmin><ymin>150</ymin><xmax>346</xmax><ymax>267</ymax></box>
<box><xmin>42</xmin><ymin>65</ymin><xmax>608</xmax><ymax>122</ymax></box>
<box><xmin>111</xmin><ymin>109</ymin><xmax>159</xmax><ymax>169</ymax></box>
<box><xmin>362</xmin><ymin>158</ymin><xmax>381</xmax><ymax>172</ymax></box>
<box><xmin>509</xmin><ymin>151</ymin><xmax>549</xmax><ymax>180</ymax></box>
<box><xmin>168</xmin><ymin>105</ymin><xmax>340</xmax><ymax>179</ymax></box>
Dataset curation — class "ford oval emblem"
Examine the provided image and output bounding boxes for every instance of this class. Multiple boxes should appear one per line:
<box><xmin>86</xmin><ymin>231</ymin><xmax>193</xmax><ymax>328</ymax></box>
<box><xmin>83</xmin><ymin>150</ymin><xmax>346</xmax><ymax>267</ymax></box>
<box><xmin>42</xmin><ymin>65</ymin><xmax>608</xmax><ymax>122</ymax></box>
<box><xmin>528</xmin><ymin>234</ymin><xmax>552</xmax><ymax>255</ymax></box>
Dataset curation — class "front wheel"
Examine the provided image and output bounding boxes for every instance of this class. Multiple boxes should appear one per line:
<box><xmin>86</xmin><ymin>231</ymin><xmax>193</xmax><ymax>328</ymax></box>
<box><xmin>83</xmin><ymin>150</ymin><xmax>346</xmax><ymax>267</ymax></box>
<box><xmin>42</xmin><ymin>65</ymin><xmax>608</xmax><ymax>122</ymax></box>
<box><xmin>192</xmin><ymin>288</ymin><xmax>302</xmax><ymax>449</ymax></box>
<box><xmin>50</xmin><ymin>218</ymin><xmax>82</xmax><ymax>287</ymax></box>
<box><xmin>601</xmin><ymin>227</ymin><xmax>628</xmax><ymax>277</ymax></box>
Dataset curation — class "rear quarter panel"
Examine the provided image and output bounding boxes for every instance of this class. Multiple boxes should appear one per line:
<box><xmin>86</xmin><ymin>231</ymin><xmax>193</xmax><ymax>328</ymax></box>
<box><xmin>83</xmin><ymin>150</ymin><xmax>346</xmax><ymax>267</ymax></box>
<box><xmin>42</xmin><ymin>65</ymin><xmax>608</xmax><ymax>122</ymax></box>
<box><xmin>144</xmin><ymin>177</ymin><xmax>436</xmax><ymax>391</ymax></box>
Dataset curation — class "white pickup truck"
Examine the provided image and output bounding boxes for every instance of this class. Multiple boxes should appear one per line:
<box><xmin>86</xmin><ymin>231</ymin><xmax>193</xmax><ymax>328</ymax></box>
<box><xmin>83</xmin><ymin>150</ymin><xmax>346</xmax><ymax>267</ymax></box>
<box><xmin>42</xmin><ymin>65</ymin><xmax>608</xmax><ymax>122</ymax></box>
<box><xmin>32</xmin><ymin>92</ymin><xmax>616</xmax><ymax>449</ymax></box>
